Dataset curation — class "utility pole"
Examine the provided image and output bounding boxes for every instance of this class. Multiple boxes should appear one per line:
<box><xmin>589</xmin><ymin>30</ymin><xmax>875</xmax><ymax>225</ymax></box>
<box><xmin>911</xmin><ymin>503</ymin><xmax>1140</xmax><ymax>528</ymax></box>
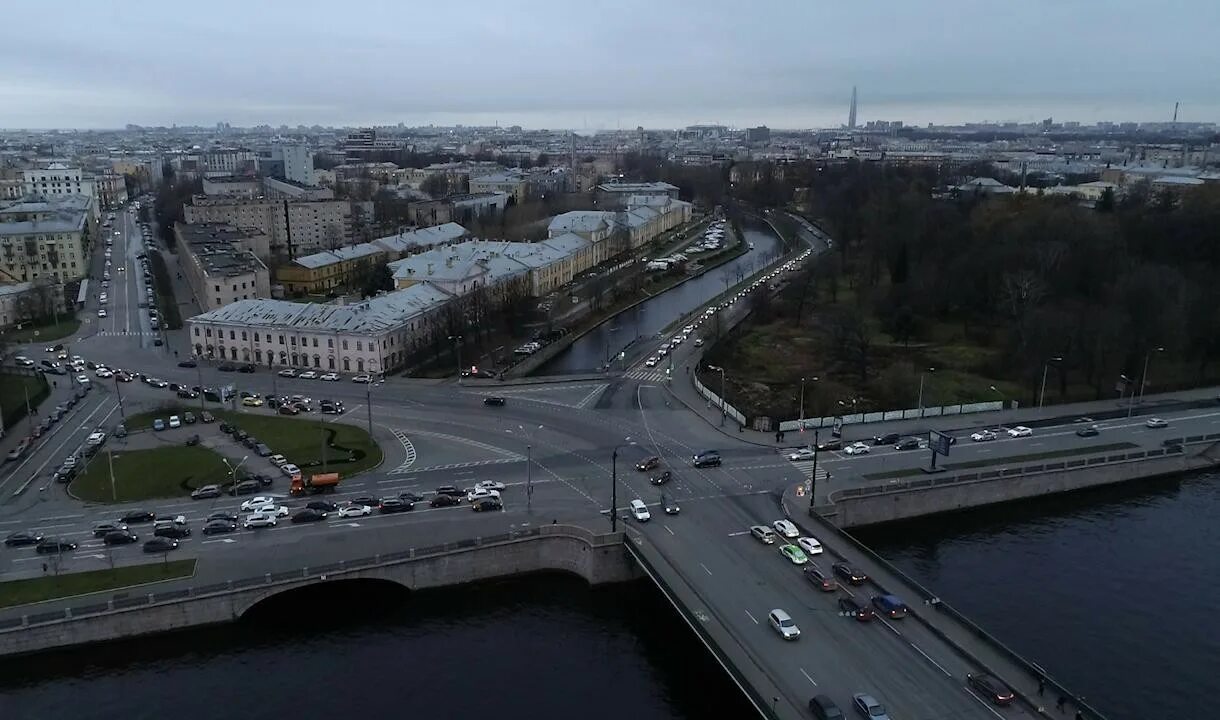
<box><xmin>365</xmin><ymin>379</ymin><xmax>373</xmax><ymax>436</ymax></box>
<box><xmin>108</xmin><ymin>450</ymin><xmax>117</xmax><ymax>501</ymax></box>
<box><xmin>23</xmin><ymin>383</ymin><xmax>33</xmax><ymax>432</ymax></box>
<box><xmin>113</xmin><ymin>374</ymin><xmax>126</xmax><ymax>421</ymax></box>
<box><xmin>808</xmin><ymin>429</ymin><xmax>820</xmax><ymax>512</ymax></box>
<box><xmin>526</xmin><ymin>443</ymin><xmax>533</xmax><ymax>514</ymax></box>
<box><xmin>196</xmin><ymin>363</ymin><xmax>205</xmax><ymax>414</ymax></box>
<box><xmin>611</xmin><ymin>446</ymin><xmax>619</xmax><ymax>533</ymax></box>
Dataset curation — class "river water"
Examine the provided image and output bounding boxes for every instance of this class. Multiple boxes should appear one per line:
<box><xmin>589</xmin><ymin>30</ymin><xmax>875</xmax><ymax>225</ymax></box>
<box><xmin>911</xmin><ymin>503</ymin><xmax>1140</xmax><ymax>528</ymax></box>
<box><xmin>539</xmin><ymin>221</ymin><xmax>784</xmax><ymax>374</ymax></box>
<box><xmin>2</xmin><ymin>474</ymin><xmax>1215</xmax><ymax>720</ymax></box>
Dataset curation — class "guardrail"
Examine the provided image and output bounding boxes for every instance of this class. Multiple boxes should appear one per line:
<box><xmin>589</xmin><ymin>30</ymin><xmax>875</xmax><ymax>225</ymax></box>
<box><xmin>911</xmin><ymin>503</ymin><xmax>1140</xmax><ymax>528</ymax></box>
<box><xmin>794</xmin><ymin>506</ymin><xmax>1110</xmax><ymax>720</ymax></box>
<box><xmin>828</xmin><ymin>441</ymin><xmax>1198</xmax><ymax>502</ymax></box>
<box><xmin>1</xmin><ymin>524</ymin><xmax>619</xmax><ymax>631</ymax></box>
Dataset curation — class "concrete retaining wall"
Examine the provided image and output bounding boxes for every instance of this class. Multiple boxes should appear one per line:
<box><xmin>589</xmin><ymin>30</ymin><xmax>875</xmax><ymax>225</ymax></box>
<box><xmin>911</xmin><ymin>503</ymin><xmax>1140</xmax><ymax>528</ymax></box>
<box><xmin>0</xmin><ymin>525</ymin><xmax>638</xmax><ymax>659</ymax></box>
<box><xmin>829</xmin><ymin>452</ymin><xmax>1206</xmax><ymax>528</ymax></box>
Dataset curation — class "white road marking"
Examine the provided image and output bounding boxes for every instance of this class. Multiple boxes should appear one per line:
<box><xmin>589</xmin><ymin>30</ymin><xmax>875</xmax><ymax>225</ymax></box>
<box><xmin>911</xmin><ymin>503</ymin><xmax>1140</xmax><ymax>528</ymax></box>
<box><xmin>963</xmin><ymin>688</ymin><xmax>1007</xmax><ymax>720</ymax></box>
<box><xmin>910</xmin><ymin>641</ymin><xmax>953</xmax><ymax>677</ymax></box>
<box><xmin>744</xmin><ymin>609</ymin><xmax>759</xmax><ymax>624</ymax></box>
<box><xmin>700</xmin><ymin>562</ymin><xmax>712</xmax><ymax>576</ymax></box>
<box><xmin>727</xmin><ymin>530</ymin><xmax>750</xmax><ymax>536</ymax></box>
<box><xmin>800</xmin><ymin>668</ymin><xmax>818</xmax><ymax>686</ymax></box>
<box><xmin>664</xmin><ymin>524</ymin><xmax>674</xmax><ymax>535</ymax></box>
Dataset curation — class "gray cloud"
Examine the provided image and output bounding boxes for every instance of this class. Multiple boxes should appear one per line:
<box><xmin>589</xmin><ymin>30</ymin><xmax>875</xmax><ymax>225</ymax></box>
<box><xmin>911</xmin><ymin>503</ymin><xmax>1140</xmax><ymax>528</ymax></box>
<box><xmin>1</xmin><ymin>0</ymin><xmax>1217</xmax><ymax>128</ymax></box>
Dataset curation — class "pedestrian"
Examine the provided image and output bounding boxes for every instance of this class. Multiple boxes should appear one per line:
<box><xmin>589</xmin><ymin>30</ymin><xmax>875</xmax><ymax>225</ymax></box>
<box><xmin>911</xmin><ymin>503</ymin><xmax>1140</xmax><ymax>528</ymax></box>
<box><xmin>775</xmin><ymin>430</ymin><xmax>781</xmax><ymax>443</ymax></box>
<box><xmin>1057</xmin><ymin>696</ymin><xmax>1067</xmax><ymax>712</ymax></box>
<box><xmin>51</xmin><ymin>380</ymin><xmax>57</xmax><ymax>389</ymax></box>
<box><xmin>1038</xmin><ymin>677</ymin><xmax>1045</xmax><ymax>696</ymax></box>
<box><xmin>41</xmin><ymin>563</ymin><xmax>48</xmax><ymax>574</ymax></box>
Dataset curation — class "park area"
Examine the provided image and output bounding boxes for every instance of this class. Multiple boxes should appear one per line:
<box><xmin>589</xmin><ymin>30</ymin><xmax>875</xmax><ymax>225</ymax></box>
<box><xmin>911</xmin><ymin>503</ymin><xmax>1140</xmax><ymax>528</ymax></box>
<box><xmin>72</xmin><ymin>406</ymin><xmax>383</xmax><ymax>502</ymax></box>
<box><xmin>0</xmin><ymin>560</ymin><xmax>196</xmax><ymax>609</ymax></box>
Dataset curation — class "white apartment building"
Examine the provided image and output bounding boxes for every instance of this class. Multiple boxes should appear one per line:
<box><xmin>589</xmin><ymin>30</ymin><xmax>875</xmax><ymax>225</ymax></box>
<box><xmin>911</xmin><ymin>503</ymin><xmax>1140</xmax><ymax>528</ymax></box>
<box><xmin>387</xmin><ymin>233</ymin><xmax>592</xmax><ymax>298</ymax></box>
<box><xmin>186</xmin><ymin>282</ymin><xmax>454</xmax><ymax>374</ymax></box>
<box><xmin>22</xmin><ymin>163</ymin><xmax>100</xmax><ymax>220</ymax></box>
<box><xmin>175</xmin><ymin>223</ymin><xmax>272</xmax><ymax>311</ymax></box>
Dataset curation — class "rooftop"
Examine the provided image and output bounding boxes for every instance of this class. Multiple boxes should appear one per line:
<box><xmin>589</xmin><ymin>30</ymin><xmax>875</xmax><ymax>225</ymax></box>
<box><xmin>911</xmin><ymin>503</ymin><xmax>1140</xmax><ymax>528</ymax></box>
<box><xmin>548</xmin><ymin>210</ymin><xmax>614</xmax><ymax>235</ymax></box>
<box><xmin>596</xmin><ymin>181</ymin><xmax>679</xmax><ymax>193</ymax></box>
<box><xmin>177</xmin><ymin>223</ymin><xmax>267</xmax><ymax>278</ymax></box>
<box><xmin>189</xmin><ymin>282</ymin><xmax>453</xmax><ymax>334</ymax></box>
<box><xmin>372</xmin><ymin>222</ymin><xmax>469</xmax><ymax>254</ymax></box>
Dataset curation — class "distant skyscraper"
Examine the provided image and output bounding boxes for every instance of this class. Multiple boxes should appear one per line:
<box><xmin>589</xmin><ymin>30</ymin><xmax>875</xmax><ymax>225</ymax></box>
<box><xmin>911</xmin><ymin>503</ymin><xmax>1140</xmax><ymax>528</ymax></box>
<box><xmin>848</xmin><ymin>86</ymin><xmax>858</xmax><ymax>129</ymax></box>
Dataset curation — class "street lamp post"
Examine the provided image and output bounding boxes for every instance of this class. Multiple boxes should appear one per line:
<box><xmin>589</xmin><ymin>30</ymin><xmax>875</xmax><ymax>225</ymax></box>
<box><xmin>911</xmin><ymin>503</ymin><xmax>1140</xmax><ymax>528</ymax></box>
<box><xmin>707</xmin><ymin>365</ymin><xmax>727</xmax><ymax>426</ymax></box>
<box><xmin>989</xmin><ymin>385</ymin><xmax>1006</xmax><ymax>410</ymax></box>
<box><xmin>1038</xmin><ymin>356</ymin><xmax>1064</xmax><ymax>408</ymax></box>
<box><xmin>221</xmin><ymin>455</ymin><xmax>249</xmax><ymax>495</ymax></box>
<box><xmin>808</xmin><ymin>428</ymin><xmax>821</xmax><ymax>512</ymax></box>
<box><xmin>507</xmin><ymin>424</ymin><xmax>543</xmax><ymax>514</ymax></box>
<box><xmin>1136</xmin><ymin>346</ymin><xmax>1165</xmax><ymax>412</ymax></box>
<box><xmin>448</xmin><ymin>335</ymin><xmax>463</xmax><ymax>384</ymax></box>
<box><xmin>917</xmin><ymin>367</ymin><xmax>935</xmax><ymax>417</ymax></box>
<box><xmin>610</xmin><ymin>438</ymin><xmax>634</xmax><ymax>533</ymax></box>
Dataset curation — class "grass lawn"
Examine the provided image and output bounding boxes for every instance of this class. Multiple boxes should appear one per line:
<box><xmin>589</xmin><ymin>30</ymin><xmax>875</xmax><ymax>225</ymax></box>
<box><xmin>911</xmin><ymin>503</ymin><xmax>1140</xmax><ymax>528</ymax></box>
<box><xmin>70</xmin><ymin>445</ymin><xmax>234</xmax><ymax>502</ymax></box>
<box><xmin>4</xmin><ymin>317</ymin><xmax>82</xmax><ymax>343</ymax></box>
<box><xmin>0</xmin><ymin>373</ymin><xmax>49</xmax><ymax>428</ymax></box>
<box><xmin>121</xmin><ymin>405</ymin><xmax>383</xmax><ymax>477</ymax></box>
<box><xmin>861</xmin><ymin>442</ymin><xmax>1139</xmax><ymax>481</ymax></box>
<box><xmin>0</xmin><ymin>560</ymin><xmax>196</xmax><ymax>609</ymax></box>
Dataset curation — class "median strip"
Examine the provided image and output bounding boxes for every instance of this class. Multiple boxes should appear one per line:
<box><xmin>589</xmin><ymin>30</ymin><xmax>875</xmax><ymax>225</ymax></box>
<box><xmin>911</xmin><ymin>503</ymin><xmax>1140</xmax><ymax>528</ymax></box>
<box><xmin>0</xmin><ymin>559</ymin><xmax>197</xmax><ymax>609</ymax></box>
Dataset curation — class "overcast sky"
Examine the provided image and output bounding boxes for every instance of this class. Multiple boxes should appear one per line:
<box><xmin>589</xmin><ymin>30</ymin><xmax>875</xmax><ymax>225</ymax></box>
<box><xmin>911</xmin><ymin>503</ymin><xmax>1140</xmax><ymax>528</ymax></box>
<box><xmin>2</xmin><ymin>0</ymin><xmax>1217</xmax><ymax>130</ymax></box>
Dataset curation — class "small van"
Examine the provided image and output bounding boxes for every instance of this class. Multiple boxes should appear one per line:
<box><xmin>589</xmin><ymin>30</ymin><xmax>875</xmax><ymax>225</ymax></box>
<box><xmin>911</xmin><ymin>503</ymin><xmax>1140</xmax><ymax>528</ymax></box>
<box><xmin>629</xmin><ymin>499</ymin><xmax>651</xmax><ymax>522</ymax></box>
<box><xmin>768</xmin><ymin>609</ymin><xmax>800</xmax><ymax>640</ymax></box>
<box><xmin>871</xmin><ymin>594</ymin><xmax>909</xmax><ymax>619</ymax></box>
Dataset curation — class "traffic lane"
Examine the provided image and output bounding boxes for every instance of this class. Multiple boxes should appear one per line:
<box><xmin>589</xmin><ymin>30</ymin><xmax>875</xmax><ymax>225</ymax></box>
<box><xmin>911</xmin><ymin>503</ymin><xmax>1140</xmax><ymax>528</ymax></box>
<box><xmin>0</xmin><ymin>393</ymin><xmax>118</xmax><ymax>502</ymax></box>
<box><xmin>652</xmin><ymin>495</ymin><xmax>1016</xmax><ymax>719</ymax></box>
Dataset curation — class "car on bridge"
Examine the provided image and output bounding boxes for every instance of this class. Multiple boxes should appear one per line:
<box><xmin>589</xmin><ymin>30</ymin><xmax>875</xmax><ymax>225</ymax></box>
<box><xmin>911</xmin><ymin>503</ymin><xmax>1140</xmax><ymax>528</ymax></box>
<box><xmin>243</xmin><ymin>512</ymin><xmax>277</xmax><ymax>529</ymax></box>
<box><xmin>803</xmin><ymin>566</ymin><xmax>837</xmax><ymax>591</ymax></box>
<box><xmin>1007</xmin><ymin>425</ymin><xmax>1033</xmax><ymax>438</ymax></box>
<box><xmin>338</xmin><ymin>504</ymin><xmax>372</xmax><ymax>518</ymax></box>
<box><xmin>871</xmin><ymin>432</ymin><xmax>900</xmax><ymax>446</ymax></box>
<box><xmin>1075</xmin><ymin>424</ymin><xmax>1101</xmax><ymax>437</ymax></box>
<box><xmin>838</xmin><ymin>596</ymin><xmax>874</xmax><ymax>622</ymax></box>
<box><xmin>772</xmin><ymin>520</ymin><xmax>799</xmax><ymax>538</ymax></box>
<box><xmin>629</xmin><ymin>499</ymin><xmax>651</xmax><ymax>522</ymax></box>
<box><xmin>966</xmin><ymin>672</ymin><xmax>1015</xmax><ymax>705</ymax></box>
<box><xmin>767</xmin><ymin>609</ymin><xmax>800</xmax><ymax>640</ymax></box>
<box><xmin>797</xmin><ymin>537</ymin><xmax>824</xmax><ymax>556</ymax></box>
<box><xmin>871</xmin><ymin>594</ymin><xmax>908</xmax><ymax>619</ymax></box>
<box><xmin>779</xmin><ymin>544</ymin><xmax>808</xmax><ymax>565</ymax></box>
<box><xmin>1146</xmin><ymin>417</ymin><xmax>1169</xmax><ymax>429</ymax></box>
<box><xmin>833</xmin><ymin>562</ymin><xmax>868</xmax><ymax>586</ymax></box>
<box><xmin>750</xmin><ymin>525</ymin><xmax>777</xmax><ymax>544</ymax></box>
<box><xmin>808</xmin><ymin>695</ymin><xmax>845</xmax><ymax>720</ymax></box>
<box><xmin>851</xmin><ymin>694</ymin><xmax>890</xmax><ymax>720</ymax></box>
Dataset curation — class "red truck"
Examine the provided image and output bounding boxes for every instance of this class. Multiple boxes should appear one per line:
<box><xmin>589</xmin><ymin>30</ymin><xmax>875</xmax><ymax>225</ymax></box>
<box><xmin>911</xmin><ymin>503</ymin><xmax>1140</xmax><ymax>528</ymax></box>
<box><xmin>289</xmin><ymin>472</ymin><xmax>340</xmax><ymax>496</ymax></box>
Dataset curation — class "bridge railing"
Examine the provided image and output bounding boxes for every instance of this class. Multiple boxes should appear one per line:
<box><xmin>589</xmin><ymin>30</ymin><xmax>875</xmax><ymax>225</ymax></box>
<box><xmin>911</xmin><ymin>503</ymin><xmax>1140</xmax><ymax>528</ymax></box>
<box><xmin>797</xmin><ymin>504</ymin><xmax>1112</xmax><ymax>720</ymax></box>
<box><xmin>828</xmin><ymin>441</ymin><xmax>1198</xmax><ymax>502</ymax></box>
<box><xmin>0</xmin><ymin>524</ymin><xmax>619</xmax><ymax>633</ymax></box>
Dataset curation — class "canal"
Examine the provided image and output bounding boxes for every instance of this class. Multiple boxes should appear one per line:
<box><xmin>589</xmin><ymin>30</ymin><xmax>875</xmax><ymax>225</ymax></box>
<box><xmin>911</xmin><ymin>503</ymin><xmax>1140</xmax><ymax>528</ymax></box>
<box><xmin>538</xmin><ymin>220</ymin><xmax>786</xmax><ymax>374</ymax></box>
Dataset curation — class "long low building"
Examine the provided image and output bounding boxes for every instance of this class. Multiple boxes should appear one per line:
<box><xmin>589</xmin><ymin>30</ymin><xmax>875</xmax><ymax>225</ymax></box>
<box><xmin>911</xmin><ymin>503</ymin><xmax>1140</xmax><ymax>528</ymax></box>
<box><xmin>388</xmin><ymin>233</ymin><xmax>592</xmax><ymax>298</ymax></box>
<box><xmin>186</xmin><ymin>283</ymin><xmax>454</xmax><ymax>375</ymax></box>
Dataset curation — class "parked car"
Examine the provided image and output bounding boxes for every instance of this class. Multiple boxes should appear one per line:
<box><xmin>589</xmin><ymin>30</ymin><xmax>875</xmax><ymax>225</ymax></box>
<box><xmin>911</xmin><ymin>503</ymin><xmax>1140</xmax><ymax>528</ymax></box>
<box><xmin>191</xmin><ymin>484</ymin><xmax>221</xmax><ymax>500</ymax></box>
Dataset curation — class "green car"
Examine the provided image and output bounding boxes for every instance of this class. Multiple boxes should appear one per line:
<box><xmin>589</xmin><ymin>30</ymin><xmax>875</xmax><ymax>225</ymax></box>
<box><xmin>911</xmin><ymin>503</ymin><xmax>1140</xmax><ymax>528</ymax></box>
<box><xmin>779</xmin><ymin>544</ymin><xmax>808</xmax><ymax>565</ymax></box>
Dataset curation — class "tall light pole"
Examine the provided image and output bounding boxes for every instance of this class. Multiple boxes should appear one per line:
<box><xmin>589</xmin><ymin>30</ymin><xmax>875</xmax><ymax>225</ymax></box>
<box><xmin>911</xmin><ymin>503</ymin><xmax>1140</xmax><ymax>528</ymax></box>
<box><xmin>221</xmin><ymin>455</ymin><xmax>249</xmax><ymax>495</ymax></box>
<box><xmin>507</xmin><ymin>424</ymin><xmax>543</xmax><ymax>514</ymax></box>
<box><xmin>1137</xmin><ymin>346</ymin><xmax>1165</xmax><ymax>408</ymax></box>
<box><xmin>707</xmin><ymin>364</ymin><xmax>727</xmax><ymax>426</ymax></box>
<box><xmin>610</xmin><ymin>438</ymin><xmax>634</xmax><ymax>533</ymax></box>
<box><xmin>1038</xmin><ymin>356</ymin><xmax>1063</xmax><ymax>408</ymax></box>
<box><xmin>448</xmin><ymin>334</ymin><xmax>463</xmax><ymax>384</ymax></box>
<box><xmin>989</xmin><ymin>385</ymin><xmax>1006</xmax><ymax>409</ymax></box>
<box><xmin>916</xmin><ymin>367</ymin><xmax>935</xmax><ymax>417</ymax></box>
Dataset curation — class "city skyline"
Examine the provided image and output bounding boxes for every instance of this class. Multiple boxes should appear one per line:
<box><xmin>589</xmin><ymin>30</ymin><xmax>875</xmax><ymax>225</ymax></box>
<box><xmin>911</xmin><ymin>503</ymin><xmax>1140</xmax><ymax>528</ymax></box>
<box><xmin>3</xmin><ymin>0</ymin><xmax>1219</xmax><ymax>130</ymax></box>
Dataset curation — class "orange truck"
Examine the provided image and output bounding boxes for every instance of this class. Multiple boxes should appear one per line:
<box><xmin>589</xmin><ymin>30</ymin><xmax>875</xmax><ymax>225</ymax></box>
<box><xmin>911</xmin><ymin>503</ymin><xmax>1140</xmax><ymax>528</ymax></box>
<box><xmin>289</xmin><ymin>472</ymin><xmax>341</xmax><ymax>496</ymax></box>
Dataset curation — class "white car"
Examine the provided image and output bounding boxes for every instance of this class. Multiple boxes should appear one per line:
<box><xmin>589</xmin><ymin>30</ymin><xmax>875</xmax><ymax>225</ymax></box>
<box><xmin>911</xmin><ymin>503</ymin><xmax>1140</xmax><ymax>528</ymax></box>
<box><xmin>280</xmin><ymin>463</ymin><xmax>301</xmax><ymax>476</ymax></box>
<box><xmin>475</xmin><ymin>480</ymin><xmax>506</xmax><ymax>492</ymax></box>
<box><xmin>97</xmin><ymin>309</ymin><xmax>107</xmax><ymax>318</ymax></box>
<box><xmin>246</xmin><ymin>503</ymin><xmax>290</xmax><ymax>517</ymax></box>
<box><xmin>797</xmin><ymin>536</ymin><xmax>824</xmax><ymax>556</ymax></box>
<box><xmin>788</xmin><ymin>448</ymin><xmax>817</xmax><ymax>461</ymax></box>
<box><xmin>772</xmin><ymin>519</ymin><xmax>799</xmax><ymax>538</ymax></box>
<box><xmin>76</xmin><ymin>374</ymin><xmax>91</xmax><ymax>384</ymax></box>
<box><xmin>645</xmin><ymin>357</ymin><xmax>659</xmax><ymax>368</ymax></box>
<box><xmin>95</xmin><ymin>368</ymin><xmax>113</xmax><ymax>378</ymax></box>
<box><xmin>268</xmin><ymin>454</ymin><xmax>288</xmax><ymax>467</ymax></box>
<box><xmin>629</xmin><ymin>499</ymin><xmax>651</xmax><ymax>522</ymax></box>
<box><xmin>319</xmin><ymin>372</ymin><xmax>340</xmax><ymax>381</ymax></box>
<box><xmin>337</xmin><ymin>504</ymin><xmax>371</xmax><ymax>518</ymax></box>
<box><xmin>970</xmin><ymin>430</ymin><xmax>998</xmax><ymax>442</ymax></box>
<box><xmin>298</xmin><ymin>371</ymin><xmax>318</xmax><ymax>380</ymax></box>
<box><xmin>843</xmin><ymin>442</ymin><xmax>870</xmax><ymax>455</ymax></box>
<box><xmin>277</xmin><ymin>368</ymin><xmax>297</xmax><ymax>378</ymax></box>
<box><xmin>352</xmin><ymin>373</ymin><xmax>372</xmax><ymax>383</ymax></box>
<box><xmin>693</xmin><ymin>338</ymin><xmax>704</xmax><ymax>347</ymax></box>
<box><xmin>1146</xmin><ymin>417</ymin><xmax>1169</xmax><ymax>429</ymax></box>
<box><xmin>466</xmin><ymin>487</ymin><xmax>501</xmax><ymax>503</ymax></box>
<box><xmin>169</xmin><ymin>415</ymin><xmax>181</xmax><ymax>428</ymax></box>
<box><xmin>243</xmin><ymin>512</ymin><xmax>277</xmax><ymax>529</ymax></box>
<box><xmin>1007</xmin><ymin>426</ymin><xmax>1033</xmax><ymax>438</ymax></box>
<box><xmin>240</xmin><ymin>496</ymin><xmax>279</xmax><ymax>511</ymax></box>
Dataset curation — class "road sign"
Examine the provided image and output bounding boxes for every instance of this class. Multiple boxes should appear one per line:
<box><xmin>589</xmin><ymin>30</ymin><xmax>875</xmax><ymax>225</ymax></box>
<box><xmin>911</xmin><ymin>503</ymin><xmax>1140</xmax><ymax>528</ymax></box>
<box><xmin>831</xmin><ymin>417</ymin><xmax>843</xmax><ymax>438</ymax></box>
<box><xmin>930</xmin><ymin>430</ymin><xmax>953</xmax><ymax>456</ymax></box>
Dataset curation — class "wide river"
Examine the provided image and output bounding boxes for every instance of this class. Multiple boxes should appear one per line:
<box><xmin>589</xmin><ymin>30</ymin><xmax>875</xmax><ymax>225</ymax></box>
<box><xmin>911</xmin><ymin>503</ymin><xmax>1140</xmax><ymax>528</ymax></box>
<box><xmin>2</xmin><ymin>472</ymin><xmax>1216</xmax><ymax>720</ymax></box>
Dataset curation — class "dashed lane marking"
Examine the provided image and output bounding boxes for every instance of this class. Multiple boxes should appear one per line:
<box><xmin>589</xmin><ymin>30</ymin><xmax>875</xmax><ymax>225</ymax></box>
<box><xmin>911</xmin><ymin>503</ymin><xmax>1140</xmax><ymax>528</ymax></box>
<box><xmin>389</xmin><ymin>429</ymin><xmax>417</xmax><ymax>474</ymax></box>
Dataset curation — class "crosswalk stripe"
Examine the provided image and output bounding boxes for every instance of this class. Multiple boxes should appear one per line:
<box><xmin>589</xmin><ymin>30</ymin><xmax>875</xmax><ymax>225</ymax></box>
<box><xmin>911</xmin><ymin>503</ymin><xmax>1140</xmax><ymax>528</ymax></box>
<box><xmin>787</xmin><ymin>459</ymin><xmax>831</xmax><ymax>480</ymax></box>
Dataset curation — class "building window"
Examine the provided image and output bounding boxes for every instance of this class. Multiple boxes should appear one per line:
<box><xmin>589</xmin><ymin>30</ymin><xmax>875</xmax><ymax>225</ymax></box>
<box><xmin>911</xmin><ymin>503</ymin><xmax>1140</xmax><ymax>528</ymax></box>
<box><xmin>356</xmin><ymin>341</ymin><xmax>362</xmax><ymax>351</ymax></box>
<box><xmin>279</xmin><ymin>335</ymin><xmax>285</xmax><ymax>345</ymax></box>
<box><xmin>342</xmin><ymin>340</ymin><xmax>348</xmax><ymax>350</ymax></box>
<box><xmin>241</xmin><ymin>331</ymin><xmax>247</xmax><ymax>341</ymax></box>
<box><xmin>328</xmin><ymin>338</ymin><xmax>333</xmax><ymax>348</ymax></box>
<box><xmin>312</xmin><ymin>338</ymin><xmax>318</xmax><ymax>348</ymax></box>
<box><xmin>229</xmin><ymin>330</ymin><xmax>236</xmax><ymax>340</ymax></box>
<box><xmin>194</xmin><ymin>328</ymin><xmax>200</xmax><ymax>336</ymax></box>
<box><xmin>205</xmin><ymin>328</ymin><xmax>212</xmax><ymax>338</ymax></box>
